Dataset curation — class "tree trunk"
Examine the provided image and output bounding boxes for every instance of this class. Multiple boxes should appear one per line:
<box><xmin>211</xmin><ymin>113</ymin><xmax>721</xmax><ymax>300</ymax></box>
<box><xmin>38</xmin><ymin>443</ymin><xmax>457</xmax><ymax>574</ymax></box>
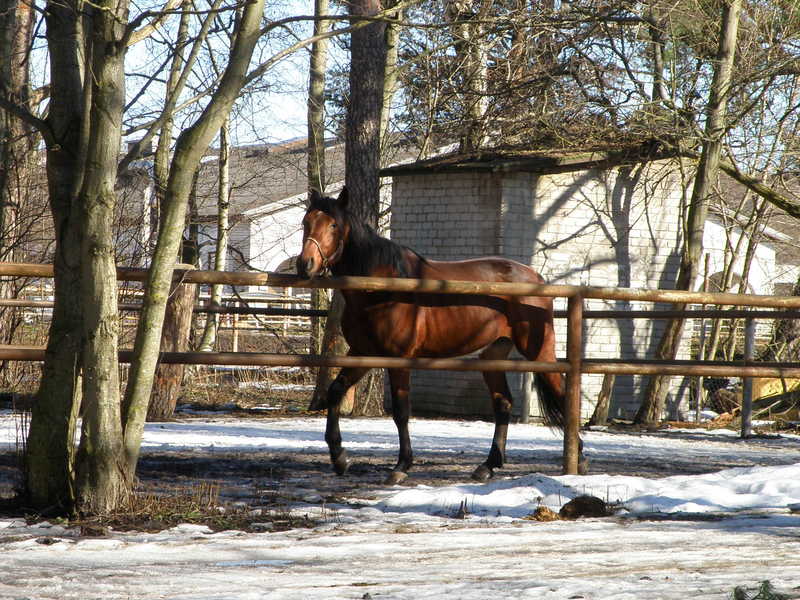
<box><xmin>307</xmin><ymin>0</ymin><xmax>330</xmax><ymax>195</ymax></box>
<box><xmin>121</xmin><ymin>0</ymin><xmax>266</xmax><ymax>478</ymax></box>
<box><xmin>0</xmin><ymin>0</ymin><xmax>36</xmax><ymax>385</ymax></box>
<box><xmin>337</xmin><ymin>0</ymin><xmax>388</xmax><ymax>415</ymax></box>
<box><xmin>589</xmin><ymin>374</ymin><xmax>614</xmax><ymax>427</ymax></box>
<box><xmin>446</xmin><ymin>0</ymin><xmax>491</xmax><ymax>152</ymax></box>
<box><xmin>635</xmin><ymin>0</ymin><xmax>742</xmax><ymax>425</ymax></box>
<box><xmin>306</xmin><ymin>0</ymin><xmax>331</xmax><ymax>356</ymax></box>
<box><xmin>148</xmin><ymin>265</ymin><xmax>196</xmax><ymax>420</ymax></box>
<box><xmin>345</xmin><ymin>0</ymin><xmax>386</xmax><ymax>226</ymax></box>
<box><xmin>380</xmin><ymin>0</ymin><xmax>401</xmax><ymax>144</ymax></box>
<box><xmin>25</xmin><ymin>0</ymin><xmax>87</xmax><ymax>511</ymax></box>
<box><xmin>149</xmin><ymin>1</ymin><xmax>190</xmax><ymax>257</ymax></box>
<box><xmin>309</xmin><ymin>291</ymin><xmax>348</xmax><ymax>411</ymax></box>
<box><xmin>72</xmin><ymin>0</ymin><xmax>131</xmax><ymax>514</ymax></box>
<box><xmin>198</xmin><ymin>119</ymin><xmax>230</xmax><ymax>352</ymax></box>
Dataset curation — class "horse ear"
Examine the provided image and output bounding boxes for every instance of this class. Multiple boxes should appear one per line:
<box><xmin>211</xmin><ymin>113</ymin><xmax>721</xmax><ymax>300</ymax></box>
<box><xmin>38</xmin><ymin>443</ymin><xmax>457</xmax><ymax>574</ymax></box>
<box><xmin>338</xmin><ymin>187</ymin><xmax>349</xmax><ymax>210</ymax></box>
<box><xmin>308</xmin><ymin>188</ymin><xmax>323</xmax><ymax>207</ymax></box>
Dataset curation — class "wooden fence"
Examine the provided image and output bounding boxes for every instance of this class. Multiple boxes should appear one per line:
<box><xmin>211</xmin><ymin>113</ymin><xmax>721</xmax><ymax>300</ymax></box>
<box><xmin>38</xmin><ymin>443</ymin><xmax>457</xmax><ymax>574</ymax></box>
<box><xmin>2</xmin><ymin>261</ymin><xmax>800</xmax><ymax>474</ymax></box>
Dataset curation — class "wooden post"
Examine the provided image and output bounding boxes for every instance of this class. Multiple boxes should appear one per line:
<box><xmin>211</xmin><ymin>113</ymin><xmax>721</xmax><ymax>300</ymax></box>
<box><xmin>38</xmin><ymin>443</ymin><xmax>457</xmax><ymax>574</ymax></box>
<box><xmin>696</xmin><ymin>253</ymin><xmax>710</xmax><ymax>423</ymax></box>
<box><xmin>521</xmin><ymin>371</ymin><xmax>533</xmax><ymax>424</ymax></box>
<box><xmin>563</xmin><ymin>294</ymin><xmax>583</xmax><ymax>474</ymax></box>
<box><xmin>147</xmin><ymin>264</ymin><xmax>196</xmax><ymax>421</ymax></box>
<box><xmin>232</xmin><ymin>301</ymin><xmax>239</xmax><ymax>353</ymax></box>
<box><xmin>741</xmin><ymin>315</ymin><xmax>755</xmax><ymax>438</ymax></box>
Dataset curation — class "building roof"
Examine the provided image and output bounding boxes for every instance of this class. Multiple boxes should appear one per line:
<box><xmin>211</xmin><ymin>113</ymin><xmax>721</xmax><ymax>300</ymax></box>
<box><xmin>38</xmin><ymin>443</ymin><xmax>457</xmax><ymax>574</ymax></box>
<box><xmin>191</xmin><ymin>137</ymin><xmax>422</xmax><ymax>223</ymax></box>
<box><xmin>381</xmin><ymin>143</ymin><xmax>678</xmax><ymax>177</ymax></box>
<box><xmin>191</xmin><ymin>139</ymin><xmax>346</xmax><ymax>223</ymax></box>
<box><xmin>381</xmin><ymin>143</ymin><xmax>800</xmax><ymax>273</ymax></box>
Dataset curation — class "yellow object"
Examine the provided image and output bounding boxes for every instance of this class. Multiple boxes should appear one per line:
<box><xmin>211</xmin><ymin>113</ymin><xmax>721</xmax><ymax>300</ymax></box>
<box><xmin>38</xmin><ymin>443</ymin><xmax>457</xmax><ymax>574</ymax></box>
<box><xmin>753</xmin><ymin>378</ymin><xmax>800</xmax><ymax>400</ymax></box>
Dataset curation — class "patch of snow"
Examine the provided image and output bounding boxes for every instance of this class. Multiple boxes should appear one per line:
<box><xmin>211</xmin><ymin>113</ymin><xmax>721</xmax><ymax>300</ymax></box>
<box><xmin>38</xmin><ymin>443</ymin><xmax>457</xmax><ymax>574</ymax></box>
<box><xmin>1</xmin><ymin>414</ymin><xmax>800</xmax><ymax>599</ymax></box>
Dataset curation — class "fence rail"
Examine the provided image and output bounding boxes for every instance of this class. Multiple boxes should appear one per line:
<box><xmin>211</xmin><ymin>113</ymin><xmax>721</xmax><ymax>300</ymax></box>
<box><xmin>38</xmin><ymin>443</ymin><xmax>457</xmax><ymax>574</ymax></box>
<box><xmin>3</xmin><ymin>261</ymin><xmax>800</xmax><ymax>474</ymax></box>
<box><xmin>6</xmin><ymin>261</ymin><xmax>800</xmax><ymax>308</ymax></box>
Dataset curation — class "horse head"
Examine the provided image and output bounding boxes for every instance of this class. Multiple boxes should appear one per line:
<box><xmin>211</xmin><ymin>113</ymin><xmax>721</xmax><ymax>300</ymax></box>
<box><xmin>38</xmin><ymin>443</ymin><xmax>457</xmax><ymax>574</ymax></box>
<box><xmin>296</xmin><ymin>188</ymin><xmax>350</xmax><ymax>278</ymax></box>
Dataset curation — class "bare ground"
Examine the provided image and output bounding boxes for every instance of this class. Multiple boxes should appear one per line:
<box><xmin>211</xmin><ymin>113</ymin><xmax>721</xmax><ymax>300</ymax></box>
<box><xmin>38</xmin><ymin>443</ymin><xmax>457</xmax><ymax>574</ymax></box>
<box><xmin>129</xmin><ymin>415</ymin><xmax>798</xmax><ymax>508</ymax></box>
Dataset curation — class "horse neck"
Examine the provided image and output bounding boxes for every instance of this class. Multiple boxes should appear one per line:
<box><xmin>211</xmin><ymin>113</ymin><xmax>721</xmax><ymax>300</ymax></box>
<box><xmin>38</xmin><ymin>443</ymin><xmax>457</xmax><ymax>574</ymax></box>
<box><xmin>332</xmin><ymin>229</ymin><xmax>413</xmax><ymax>279</ymax></box>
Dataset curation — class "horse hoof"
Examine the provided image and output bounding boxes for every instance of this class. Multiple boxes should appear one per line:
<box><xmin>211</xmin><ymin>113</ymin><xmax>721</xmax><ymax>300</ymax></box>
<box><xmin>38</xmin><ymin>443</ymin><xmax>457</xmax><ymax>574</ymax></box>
<box><xmin>332</xmin><ymin>451</ymin><xmax>350</xmax><ymax>476</ymax></box>
<box><xmin>384</xmin><ymin>471</ymin><xmax>408</xmax><ymax>485</ymax></box>
<box><xmin>471</xmin><ymin>464</ymin><xmax>493</xmax><ymax>482</ymax></box>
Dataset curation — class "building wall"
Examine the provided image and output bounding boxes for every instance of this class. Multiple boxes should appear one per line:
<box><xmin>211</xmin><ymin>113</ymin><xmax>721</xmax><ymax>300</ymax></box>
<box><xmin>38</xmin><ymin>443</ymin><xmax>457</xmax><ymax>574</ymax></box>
<box><xmin>389</xmin><ymin>161</ymin><xmax>697</xmax><ymax>421</ymax></box>
<box><xmin>701</xmin><ymin>217</ymin><xmax>776</xmax><ymax>295</ymax></box>
<box><xmin>390</xmin><ymin>172</ymin><xmax>505</xmax><ymax>416</ymax></box>
<box><xmin>521</xmin><ymin>164</ymin><xmax>688</xmax><ymax>419</ymax></box>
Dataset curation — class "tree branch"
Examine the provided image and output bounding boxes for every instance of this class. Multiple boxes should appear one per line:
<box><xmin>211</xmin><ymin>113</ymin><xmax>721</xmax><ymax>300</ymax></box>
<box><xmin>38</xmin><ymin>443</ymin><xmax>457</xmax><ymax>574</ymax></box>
<box><xmin>0</xmin><ymin>94</ymin><xmax>54</xmax><ymax>147</ymax></box>
<box><xmin>678</xmin><ymin>148</ymin><xmax>800</xmax><ymax>220</ymax></box>
<box><xmin>125</xmin><ymin>0</ymin><xmax>187</xmax><ymax>47</ymax></box>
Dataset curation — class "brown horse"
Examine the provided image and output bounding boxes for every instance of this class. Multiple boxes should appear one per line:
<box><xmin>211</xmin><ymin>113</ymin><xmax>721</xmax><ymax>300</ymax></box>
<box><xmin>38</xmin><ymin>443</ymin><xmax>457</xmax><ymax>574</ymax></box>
<box><xmin>297</xmin><ymin>189</ymin><xmax>583</xmax><ymax>484</ymax></box>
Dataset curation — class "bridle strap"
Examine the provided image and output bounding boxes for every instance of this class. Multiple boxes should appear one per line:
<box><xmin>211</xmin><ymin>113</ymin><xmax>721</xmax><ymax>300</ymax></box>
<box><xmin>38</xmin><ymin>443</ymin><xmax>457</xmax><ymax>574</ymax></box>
<box><xmin>305</xmin><ymin>236</ymin><xmax>343</xmax><ymax>272</ymax></box>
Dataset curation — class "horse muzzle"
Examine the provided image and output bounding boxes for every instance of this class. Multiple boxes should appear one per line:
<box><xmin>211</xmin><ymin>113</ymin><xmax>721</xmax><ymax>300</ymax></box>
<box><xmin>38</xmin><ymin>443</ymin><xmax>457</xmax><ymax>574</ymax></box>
<box><xmin>296</xmin><ymin>256</ymin><xmax>319</xmax><ymax>279</ymax></box>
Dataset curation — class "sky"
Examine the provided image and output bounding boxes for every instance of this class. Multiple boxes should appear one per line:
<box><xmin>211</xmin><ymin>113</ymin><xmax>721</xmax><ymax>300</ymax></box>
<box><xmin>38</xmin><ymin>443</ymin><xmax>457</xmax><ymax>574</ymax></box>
<box><xmin>1</xmin><ymin>413</ymin><xmax>800</xmax><ymax>599</ymax></box>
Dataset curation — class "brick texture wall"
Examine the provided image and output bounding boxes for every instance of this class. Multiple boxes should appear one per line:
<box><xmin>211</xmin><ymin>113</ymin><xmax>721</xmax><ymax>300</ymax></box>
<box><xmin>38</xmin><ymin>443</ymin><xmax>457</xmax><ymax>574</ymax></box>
<box><xmin>389</xmin><ymin>161</ymin><xmax>691</xmax><ymax>421</ymax></box>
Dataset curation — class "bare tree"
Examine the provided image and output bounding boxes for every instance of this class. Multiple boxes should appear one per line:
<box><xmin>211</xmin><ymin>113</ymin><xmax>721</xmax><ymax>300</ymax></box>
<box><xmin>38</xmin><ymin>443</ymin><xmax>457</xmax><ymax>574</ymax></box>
<box><xmin>121</xmin><ymin>0</ymin><xmax>267</xmax><ymax>479</ymax></box>
<box><xmin>197</xmin><ymin>118</ymin><xmax>231</xmax><ymax>352</ymax></box>
<box><xmin>0</xmin><ymin>0</ymin><xmax>38</xmax><ymax>385</ymax></box>
<box><xmin>636</xmin><ymin>0</ymin><xmax>743</xmax><ymax>425</ymax></box>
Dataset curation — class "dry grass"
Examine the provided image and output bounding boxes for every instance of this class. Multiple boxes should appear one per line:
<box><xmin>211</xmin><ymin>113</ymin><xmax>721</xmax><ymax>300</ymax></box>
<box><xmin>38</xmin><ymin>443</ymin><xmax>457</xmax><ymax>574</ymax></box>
<box><xmin>69</xmin><ymin>482</ymin><xmax>315</xmax><ymax>534</ymax></box>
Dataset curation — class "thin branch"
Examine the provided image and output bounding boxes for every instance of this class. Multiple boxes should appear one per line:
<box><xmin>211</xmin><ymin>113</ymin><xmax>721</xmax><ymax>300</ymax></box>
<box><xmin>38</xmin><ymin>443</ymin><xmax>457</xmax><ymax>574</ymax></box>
<box><xmin>0</xmin><ymin>94</ymin><xmax>54</xmax><ymax>147</ymax></box>
<box><xmin>125</xmin><ymin>0</ymin><xmax>193</xmax><ymax>46</ymax></box>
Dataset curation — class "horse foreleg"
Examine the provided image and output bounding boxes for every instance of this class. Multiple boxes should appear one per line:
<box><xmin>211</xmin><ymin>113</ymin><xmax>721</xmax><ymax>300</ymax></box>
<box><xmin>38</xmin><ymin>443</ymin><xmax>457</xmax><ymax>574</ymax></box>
<box><xmin>473</xmin><ymin>337</ymin><xmax>514</xmax><ymax>482</ymax></box>
<box><xmin>386</xmin><ymin>368</ymin><xmax>412</xmax><ymax>485</ymax></box>
<box><xmin>325</xmin><ymin>366</ymin><xmax>369</xmax><ymax>475</ymax></box>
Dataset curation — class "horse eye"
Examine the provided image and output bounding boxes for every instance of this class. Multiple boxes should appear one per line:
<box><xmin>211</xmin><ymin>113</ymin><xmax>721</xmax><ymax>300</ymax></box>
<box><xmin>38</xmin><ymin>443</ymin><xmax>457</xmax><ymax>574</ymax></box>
<box><xmin>330</xmin><ymin>222</ymin><xmax>338</xmax><ymax>230</ymax></box>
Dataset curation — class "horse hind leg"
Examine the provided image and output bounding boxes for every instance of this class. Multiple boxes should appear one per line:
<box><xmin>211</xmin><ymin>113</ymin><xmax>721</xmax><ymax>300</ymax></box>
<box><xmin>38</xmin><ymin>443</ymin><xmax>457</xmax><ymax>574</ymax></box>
<box><xmin>515</xmin><ymin>319</ymin><xmax>590</xmax><ymax>475</ymax></box>
<box><xmin>385</xmin><ymin>368</ymin><xmax>412</xmax><ymax>485</ymax></box>
<box><xmin>472</xmin><ymin>337</ymin><xmax>515</xmax><ymax>482</ymax></box>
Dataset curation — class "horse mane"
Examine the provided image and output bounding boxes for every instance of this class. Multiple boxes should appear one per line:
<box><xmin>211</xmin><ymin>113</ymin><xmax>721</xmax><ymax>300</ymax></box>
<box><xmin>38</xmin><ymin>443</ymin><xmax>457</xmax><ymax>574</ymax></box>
<box><xmin>309</xmin><ymin>193</ymin><xmax>423</xmax><ymax>278</ymax></box>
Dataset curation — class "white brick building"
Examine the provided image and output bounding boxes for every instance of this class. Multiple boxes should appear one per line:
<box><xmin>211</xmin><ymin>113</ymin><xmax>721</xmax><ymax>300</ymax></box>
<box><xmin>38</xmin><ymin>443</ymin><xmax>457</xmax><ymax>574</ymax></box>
<box><xmin>382</xmin><ymin>150</ymin><xmax>794</xmax><ymax>421</ymax></box>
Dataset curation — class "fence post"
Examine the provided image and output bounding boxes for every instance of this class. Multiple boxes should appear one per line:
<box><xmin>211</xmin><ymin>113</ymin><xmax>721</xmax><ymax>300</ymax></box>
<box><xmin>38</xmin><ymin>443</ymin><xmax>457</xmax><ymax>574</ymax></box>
<box><xmin>741</xmin><ymin>316</ymin><xmax>755</xmax><ymax>438</ymax></box>
<box><xmin>563</xmin><ymin>294</ymin><xmax>583</xmax><ymax>475</ymax></box>
<box><xmin>521</xmin><ymin>371</ymin><xmax>532</xmax><ymax>424</ymax></box>
<box><xmin>232</xmin><ymin>301</ymin><xmax>239</xmax><ymax>353</ymax></box>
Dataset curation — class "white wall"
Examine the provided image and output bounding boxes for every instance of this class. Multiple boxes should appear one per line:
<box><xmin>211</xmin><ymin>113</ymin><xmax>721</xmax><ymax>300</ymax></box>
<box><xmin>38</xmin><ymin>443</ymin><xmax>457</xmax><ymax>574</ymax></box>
<box><xmin>701</xmin><ymin>217</ymin><xmax>776</xmax><ymax>295</ymax></box>
<box><xmin>390</xmin><ymin>161</ymin><xmax>697</xmax><ymax>421</ymax></box>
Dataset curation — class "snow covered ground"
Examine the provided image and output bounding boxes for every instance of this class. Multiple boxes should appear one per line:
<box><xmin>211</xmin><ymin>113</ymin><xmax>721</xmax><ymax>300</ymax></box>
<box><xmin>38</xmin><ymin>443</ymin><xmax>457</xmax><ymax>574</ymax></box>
<box><xmin>1</xmin><ymin>412</ymin><xmax>800</xmax><ymax>599</ymax></box>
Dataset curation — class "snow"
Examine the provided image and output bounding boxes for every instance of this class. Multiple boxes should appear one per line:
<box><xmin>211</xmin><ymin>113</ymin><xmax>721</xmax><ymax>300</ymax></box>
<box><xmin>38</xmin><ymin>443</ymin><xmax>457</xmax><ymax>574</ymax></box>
<box><xmin>2</xmin><ymin>412</ymin><xmax>800</xmax><ymax>599</ymax></box>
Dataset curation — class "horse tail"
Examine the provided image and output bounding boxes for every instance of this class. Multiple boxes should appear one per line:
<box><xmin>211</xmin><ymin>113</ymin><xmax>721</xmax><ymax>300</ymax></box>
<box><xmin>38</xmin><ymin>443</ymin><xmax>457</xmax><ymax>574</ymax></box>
<box><xmin>534</xmin><ymin>373</ymin><xmax>566</xmax><ymax>430</ymax></box>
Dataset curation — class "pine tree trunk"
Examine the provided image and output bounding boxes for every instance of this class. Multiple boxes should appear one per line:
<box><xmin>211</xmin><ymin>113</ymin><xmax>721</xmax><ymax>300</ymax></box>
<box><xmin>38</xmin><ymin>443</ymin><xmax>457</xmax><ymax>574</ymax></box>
<box><xmin>345</xmin><ymin>0</ymin><xmax>386</xmax><ymax>225</ymax></box>
<box><xmin>339</xmin><ymin>0</ymin><xmax>388</xmax><ymax>415</ymax></box>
